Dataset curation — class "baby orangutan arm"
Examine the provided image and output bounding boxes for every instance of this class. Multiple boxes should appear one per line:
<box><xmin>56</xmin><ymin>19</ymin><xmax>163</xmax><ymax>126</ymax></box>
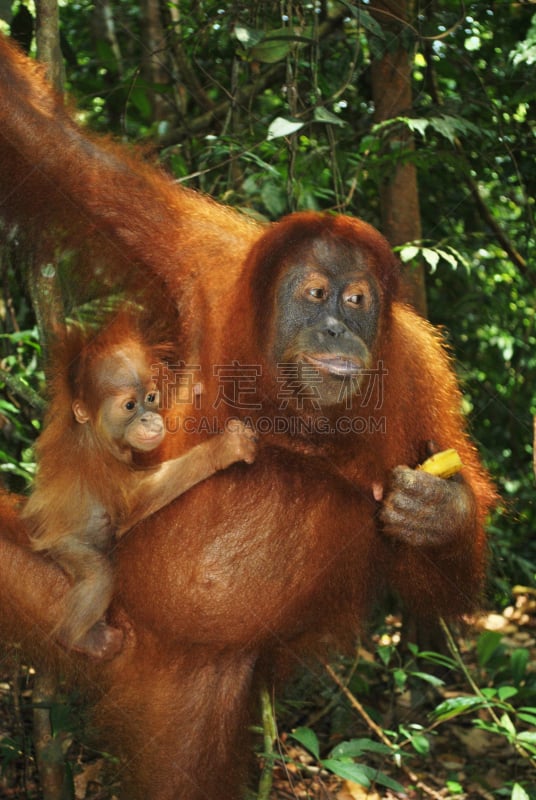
<box><xmin>118</xmin><ymin>419</ymin><xmax>257</xmax><ymax>536</ymax></box>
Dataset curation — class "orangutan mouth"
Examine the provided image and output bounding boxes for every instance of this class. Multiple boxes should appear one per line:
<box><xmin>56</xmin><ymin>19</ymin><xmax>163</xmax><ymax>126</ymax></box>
<box><xmin>302</xmin><ymin>354</ymin><xmax>364</xmax><ymax>377</ymax></box>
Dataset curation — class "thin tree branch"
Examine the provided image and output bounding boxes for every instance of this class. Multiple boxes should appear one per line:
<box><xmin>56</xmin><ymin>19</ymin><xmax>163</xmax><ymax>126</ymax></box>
<box><xmin>159</xmin><ymin>8</ymin><xmax>347</xmax><ymax>146</ymax></box>
<box><xmin>323</xmin><ymin>660</ymin><xmax>446</xmax><ymax>800</ymax></box>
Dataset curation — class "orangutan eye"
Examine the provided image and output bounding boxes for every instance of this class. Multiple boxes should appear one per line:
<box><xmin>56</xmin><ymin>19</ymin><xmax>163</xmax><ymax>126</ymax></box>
<box><xmin>345</xmin><ymin>283</ymin><xmax>370</xmax><ymax>310</ymax></box>
<box><xmin>146</xmin><ymin>392</ymin><xmax>158</xmax><ymax>404</ymax></box>
<box><xmin>124</xmin><ymin>399</ymin><xmax>137</xmax><ymax>411</ymax></box>
<box><xmin>308</xmin><ymin>287</ymin><xmax>326</xmax><ymax>301</ymax></box>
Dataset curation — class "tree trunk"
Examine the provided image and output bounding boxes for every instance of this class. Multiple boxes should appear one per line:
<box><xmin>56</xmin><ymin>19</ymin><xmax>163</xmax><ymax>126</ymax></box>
<box><xmin>140</xmin><ymin>0</ymin><xmax>169</xmax><ymax>125</ymax></box>
<box><xmin>369</xmin><ymin>0</ymin><xmax>427</xmax><ymax>315</ymax></box>
<box><xmin>35</xmin><ymin>0</ymin><xmax>63</xmax><ymax>92</ymax></box>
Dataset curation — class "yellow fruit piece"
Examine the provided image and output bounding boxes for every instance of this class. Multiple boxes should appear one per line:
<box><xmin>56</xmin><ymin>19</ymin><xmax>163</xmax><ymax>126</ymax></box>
<box><xmin>417</xmin><ymin>448</ymin><xmax>463</xmax><ymax>479</ymax></box>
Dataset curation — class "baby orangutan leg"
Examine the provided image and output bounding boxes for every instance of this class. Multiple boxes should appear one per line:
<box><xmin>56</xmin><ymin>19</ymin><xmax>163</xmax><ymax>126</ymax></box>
<box><xmin>52</xmin><ymin>539</ymin><xmax>123</xmax><ymax>660</ymax></box>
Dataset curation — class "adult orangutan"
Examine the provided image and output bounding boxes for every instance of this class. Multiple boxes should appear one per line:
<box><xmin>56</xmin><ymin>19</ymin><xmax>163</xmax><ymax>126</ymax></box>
<box><xmin>0</xmin><ymin>35</ymin><xmax>495</xmax><ymax>800</ymax></box>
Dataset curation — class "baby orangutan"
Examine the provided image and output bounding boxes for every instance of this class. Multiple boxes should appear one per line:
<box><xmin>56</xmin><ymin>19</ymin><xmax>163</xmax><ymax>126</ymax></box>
<box><xmin>23</xmin><ymin>316</ymin><xmax>257</xmax><ymax>659</ymax></box>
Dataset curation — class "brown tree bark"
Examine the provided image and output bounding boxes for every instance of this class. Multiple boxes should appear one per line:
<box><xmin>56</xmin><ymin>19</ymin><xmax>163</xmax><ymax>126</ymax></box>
<box><xmin>140</xmin><ymin>0</ymin><xmax>169</xmax><ymax>124</ymax></box>
<box><xmin>35</xmin><ymin>0</ymin><xmax>63</xmax><ymax>92</ymax></box>
<box><xmin>369</xmin><ymin>0</ymin><xmax>427</xmax><ymax>315</ymax></box>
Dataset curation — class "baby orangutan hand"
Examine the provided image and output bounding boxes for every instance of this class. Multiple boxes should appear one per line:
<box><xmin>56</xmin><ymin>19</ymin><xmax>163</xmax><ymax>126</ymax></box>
<box><xmin>211</xmin><ymin>419</ymin><xmax>258</xmax><ymax>471</ymax></box>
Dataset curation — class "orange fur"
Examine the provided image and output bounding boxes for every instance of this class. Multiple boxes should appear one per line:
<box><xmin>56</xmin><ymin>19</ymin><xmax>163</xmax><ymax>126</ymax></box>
<box><xmin>0</xmin><ymin>36</ymin><xmax>496</xmax><ymax>800</ymax></box>
<box><xmin>22</xmin><ymin>314</ymin><xmax>257</xmax><ymax>657</ymax></box>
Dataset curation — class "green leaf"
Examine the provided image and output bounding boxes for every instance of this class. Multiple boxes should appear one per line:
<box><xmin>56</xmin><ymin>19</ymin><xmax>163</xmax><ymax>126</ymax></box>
<box><xmin>434</xmin><ymin>249</ymin><xmax>459</xmax><ymax>270</ymax></box>
<box><xmin>511</xmin><ymin>648</ymin><xmax>529</xmax><ymax>684</ymax></box>
<box><xmin>399</xmin><ymin>245</ymin><xmax>420</xmax><ymax>263</ymax></box>
<box><xmin>394</xmin><ymin>668</ymin><xmax>407</xmax><ymax>690</ymax></box>
<box><xmin>0</xmin><ymin>399</ymin><xmax>20</xmax><ymax>414</ymax></box>
<box><xmin>251</xmin><ymin>37</ymin><xmax>292</xmax><ymax>63</ymax></box>
<box><xmin>356</xmin><ymin>9</ymin><xmax>385</xmax><ymax>39</ymax></box>
<box><xmin>499</xmin><ymin>713</ymin><xmax>516</xmax><ymax>737</ymax></box>
<box><xmin>432</xmin><ymin>696</ymin><xmax>484</xmax><ymax>722</ymax></box>
<box><xmin>314</xmin><ymin>107</ymin><xmax>346</xmax><ymax>127</ymax></box>
<box><xmin>517</xmin><ymin>731</ymin><xmax>536</xmax><ymax>746</ymax></box>
<box><xmin>241</xmin><ymin>151</ymin><xmax>281</xmax><ymax>177</ymax></box>
<box><xmin>267</xmin><ymin>117</ymin><xmax>304</xmax><ymax>141</ymax></box>
<box><xmin>476</xmin><ymin>630</ymin><xmax>502</xmax><ymax>667</ymax></box>
<box><xmin>376</xmin><ymin>644</ymin><xmax>394</xmax><ymax>666</ymax></box>
<box><xmin>417</xmin><ymin>651</ymin><xmax>458</xmax><ymax>670</ymax></box>
<box><xmin>321</xmin><ymin>759</ymin><xmax>371</xmax><ymax>787</ymax></box>
<box><xmin>405</xmin><ymin>118</ymin><xmax>429</xmax><ymax>137</ymax></box>
<box><xmin>375</xmin><ymin>770</ymin><xmax>407</xmax><ymax>792</ymax></box>
<box><xmin>94</xmin><ymin>40</ymin><xmax>120</xmax><ymax>73</ymax></box>
<box><xmin>129</xmin><ymin>86</ymin><xmax>152</xmax><ymax>120</ymax></box>
<box><xmin>410</xmin><ymin>734</ymin><xmax>430</xmax><ymax>755</ymax></box>
<box><xmin>322</xmin><ymin>760</ymin><xmax>405</xmax><ymax>793</ymax></box>
<box><xmin>233</xmin><ymin>25</ymin><xmax>264</xmax><ymax>47</ymax></box>
<box><xmin>512</xmin><ymin>43</ymin><xmax>536</xmax><ymax>67</ymax></box>
<box><xmin>329</xmin><ymin>738</ymin><xmax>393</xmax><ymax>759</ymax></box>
<box><xmin>260</xmin><ymin>183</ymin><xmax>287</xmax><ymax>218</ymax></box>
<box><xmin>358</xmin><ymin>135</ymin><xmax>381</xmax><ymax>154</ymax></box>
<box><xmin>422</xmin><ymin>248</ymin><xmax>440</xmax><ymax>272</ymax></box>
<box><xmin>339</xmin><ymin>4</ymin><xmax>385</xmax><ymax>39</ymax></box>
<box><xmin>250</xmin><ymin>28</ymin><xmax>314</xmax><ymax>63</ymax></box>
<box><xmin>428</xmin><ymin>115</ymin><xmax>464</xmax><ymax>144</ymax></box>
<box><xmin>289</xmin><ymin>727</ymin><xmax>319</xmax><ymax>759</ymax></box>
<box><xmin>410</xmin><ymin>671</ymin><xmax>445</xmax><ymax>688</ymax></box>
<box><xmin>497</xmin><ymin>685</ymin><xmax>518</xmax><ymax>702</ymax></box>
<box><xmin>512</xmin><ymin>784</ymin><xmax>530</xmax><ymax>800</ymax></box>
<box><xmin>433</xmin><ymin>121</ymin><xmax>457</xmax><ymax>144</ymax></box>
<box><xmin>518</xmin><ymin>712</ymin><xmax>536</xmax><ymax>726</ymax></box>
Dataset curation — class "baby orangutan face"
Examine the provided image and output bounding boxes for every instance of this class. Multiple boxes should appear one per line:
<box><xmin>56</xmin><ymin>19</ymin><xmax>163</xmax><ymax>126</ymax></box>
<box><xmin>72</xmin><ymin>342</ymin><xmax>166</xmax><ymax>455</ymax></box>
